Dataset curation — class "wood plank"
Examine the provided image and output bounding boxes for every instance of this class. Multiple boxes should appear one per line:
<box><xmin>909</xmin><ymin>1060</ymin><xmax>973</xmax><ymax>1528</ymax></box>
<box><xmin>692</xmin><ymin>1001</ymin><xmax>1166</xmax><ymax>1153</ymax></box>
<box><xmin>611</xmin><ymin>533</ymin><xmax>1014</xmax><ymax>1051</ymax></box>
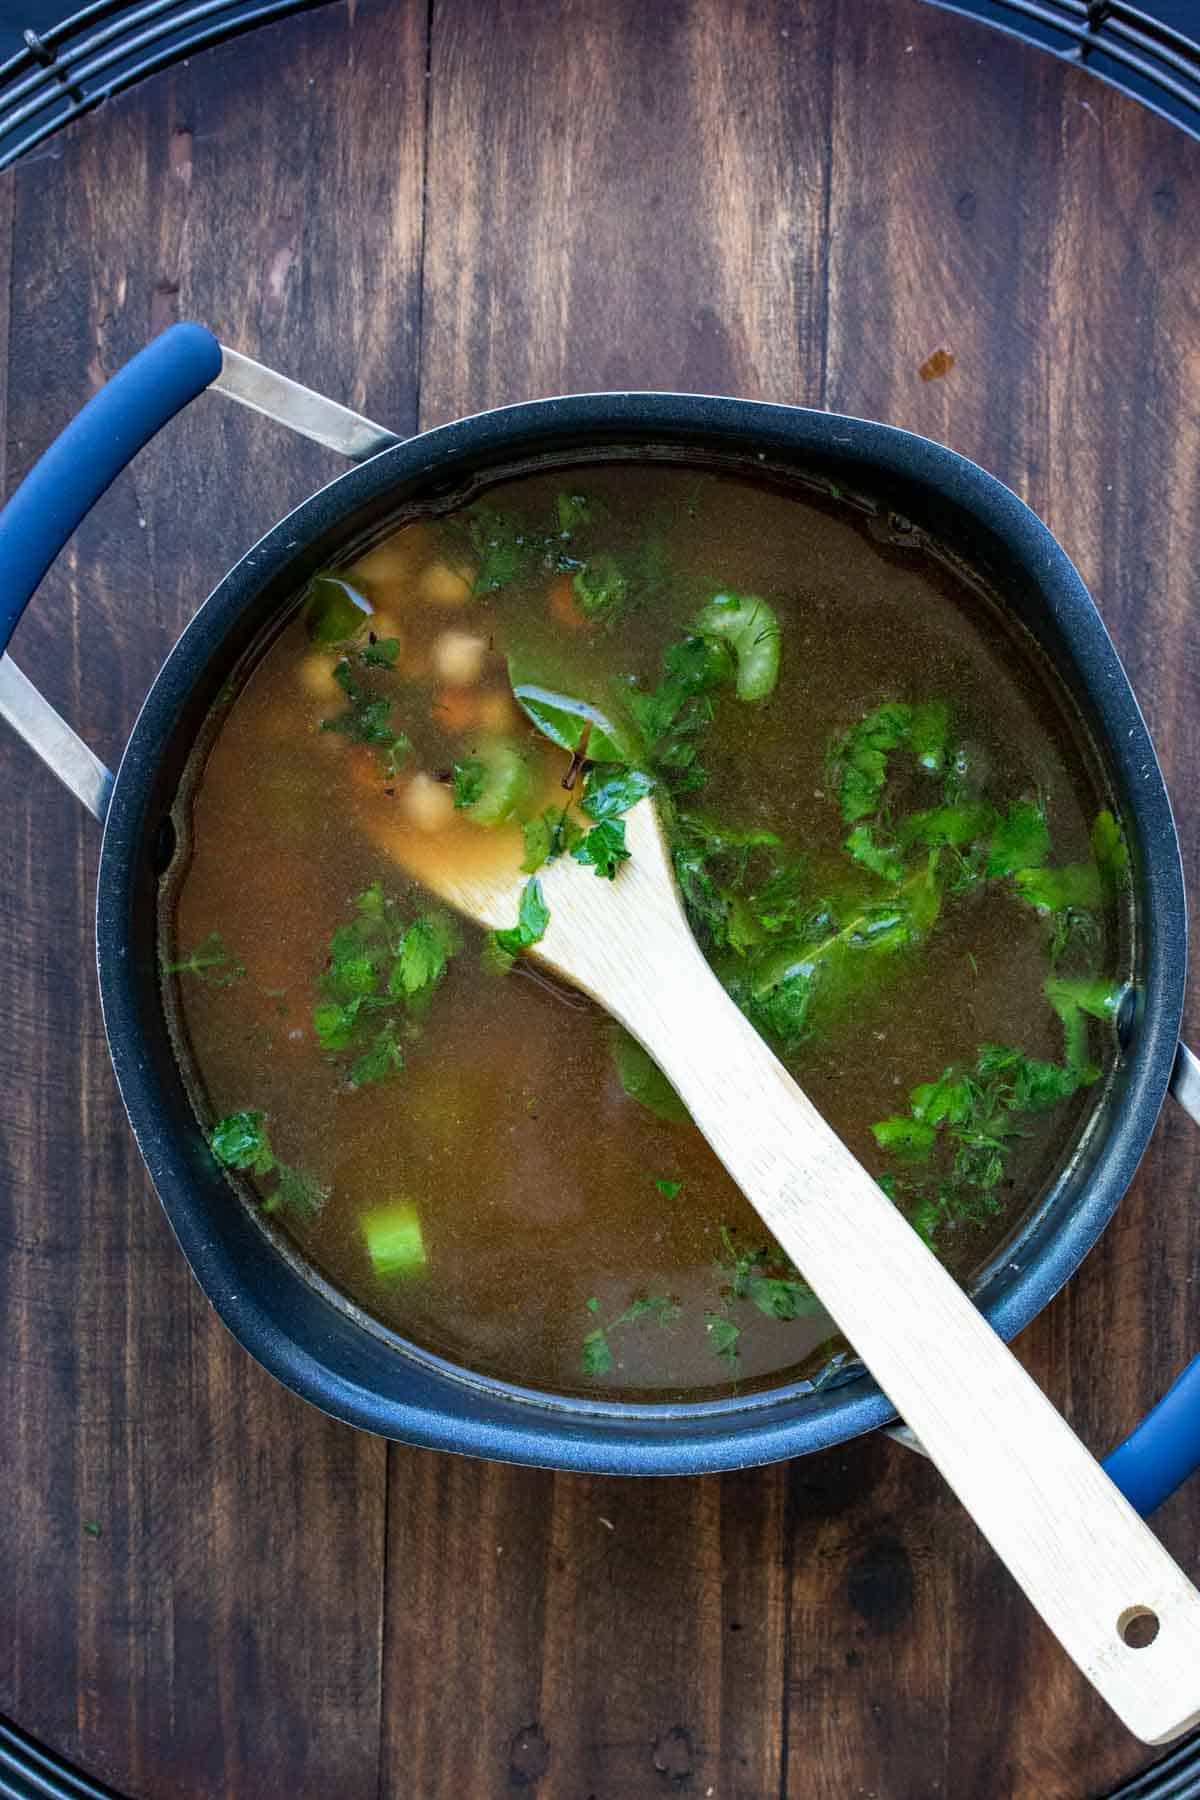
<box><xmin>820</xmin><ymin>7</ymin><xmax>1200</xmax><ymax>1795</ymax></box>
<box><xmin>379</xmin><ymin>3</ymin><xmax>834</xmax><ymax>1795</ymax></box>
<box><xmin>0</xmin><ymin>4</ymin><xmax>427</xmax><ymax>1795</ymax></box>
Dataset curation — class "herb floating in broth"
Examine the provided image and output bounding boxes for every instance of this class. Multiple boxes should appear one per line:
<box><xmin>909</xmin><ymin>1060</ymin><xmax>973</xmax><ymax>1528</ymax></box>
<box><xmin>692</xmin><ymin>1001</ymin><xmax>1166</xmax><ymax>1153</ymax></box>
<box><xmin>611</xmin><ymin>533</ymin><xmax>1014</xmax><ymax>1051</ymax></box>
<box><xmin>164</xmin><ymin>461</ymin><xmax>1132</xmax><ymax>1400</ymax></box>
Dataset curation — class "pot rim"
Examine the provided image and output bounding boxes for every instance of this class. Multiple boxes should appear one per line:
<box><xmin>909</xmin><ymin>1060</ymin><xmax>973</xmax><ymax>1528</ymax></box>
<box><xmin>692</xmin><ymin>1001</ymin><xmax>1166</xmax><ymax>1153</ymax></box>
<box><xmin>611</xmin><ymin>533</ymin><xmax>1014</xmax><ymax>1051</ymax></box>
<box><xmin>95</xmin><ymin>392</ymin><xmax>1187</xmax><ymax>1473</ymax></box>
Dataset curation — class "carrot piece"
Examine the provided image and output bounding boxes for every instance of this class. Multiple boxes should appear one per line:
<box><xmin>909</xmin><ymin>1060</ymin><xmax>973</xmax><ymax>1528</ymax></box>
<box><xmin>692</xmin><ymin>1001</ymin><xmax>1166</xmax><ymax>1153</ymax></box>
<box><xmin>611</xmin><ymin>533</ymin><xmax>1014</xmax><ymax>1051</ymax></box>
<box><xmin>431</xmin><ymin>688</ymin><xmax>480</xmax><ymax>732</ymax></box>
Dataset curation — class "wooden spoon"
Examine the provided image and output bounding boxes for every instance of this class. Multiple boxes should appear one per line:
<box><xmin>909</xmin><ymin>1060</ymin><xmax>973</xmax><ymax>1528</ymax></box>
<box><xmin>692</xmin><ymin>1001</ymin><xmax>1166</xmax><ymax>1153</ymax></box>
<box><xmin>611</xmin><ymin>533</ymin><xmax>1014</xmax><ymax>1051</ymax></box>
<box><xmin>373</xmin><ymin>792</ymin><xmax>1200</xmax><ymax>1744</ymax></box>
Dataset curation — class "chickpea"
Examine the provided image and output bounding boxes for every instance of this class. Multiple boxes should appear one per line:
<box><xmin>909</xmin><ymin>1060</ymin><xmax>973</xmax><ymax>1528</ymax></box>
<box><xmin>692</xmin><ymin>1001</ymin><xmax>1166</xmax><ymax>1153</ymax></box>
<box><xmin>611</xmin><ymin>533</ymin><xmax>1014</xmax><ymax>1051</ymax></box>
<box><xmin>402</xmin><ymin>773</ymin><xmax>455</xmax><ymax>832</ymax></box>
<box><xmin>432</xmin><ymin>631</ymin><xmax>487</xmax><ymax>686</ymax></box>
<box><xmin>420</xmin><ymin>560</ymin><xmax>473</xmax><ymax>607</ymax></box>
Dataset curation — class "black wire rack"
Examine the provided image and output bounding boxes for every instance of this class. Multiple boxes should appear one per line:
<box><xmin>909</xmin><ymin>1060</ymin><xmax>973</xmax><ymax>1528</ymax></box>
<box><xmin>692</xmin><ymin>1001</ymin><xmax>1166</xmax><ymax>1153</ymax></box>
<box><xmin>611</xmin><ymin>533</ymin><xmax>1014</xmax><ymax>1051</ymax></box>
<box><xmin>0</xmin><ymin>0</ymin><xmax>1198</xmax><ymax>1796</ymax></box>
<box><xmin>0</xmin><ymin>0</ymin><xmax>1195</xmax><ymax>168</ymax></box>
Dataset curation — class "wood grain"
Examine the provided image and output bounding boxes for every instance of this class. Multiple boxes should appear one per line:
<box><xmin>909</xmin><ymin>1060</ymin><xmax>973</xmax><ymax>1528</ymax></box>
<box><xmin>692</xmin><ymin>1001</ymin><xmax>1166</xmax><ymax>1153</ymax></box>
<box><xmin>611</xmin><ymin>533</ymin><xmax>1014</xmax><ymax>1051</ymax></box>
<box><xmin>0</xmin><ymin>0</ymin><xmax>1197</xmax><ymax>1794</ymax></box>
<box><xmin>0</xmin><ymin>3</ymin><xmax>426</xmax><ymax>1796</ymax></box>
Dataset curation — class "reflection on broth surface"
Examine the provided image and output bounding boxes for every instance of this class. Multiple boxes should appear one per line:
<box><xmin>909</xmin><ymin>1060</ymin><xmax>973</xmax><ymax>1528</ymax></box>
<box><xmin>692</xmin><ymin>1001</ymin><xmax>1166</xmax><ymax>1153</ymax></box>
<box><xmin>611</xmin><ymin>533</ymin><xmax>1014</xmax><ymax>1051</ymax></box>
<box><xmin>162</xmin><ymin>461</ymin><xmax>1129</xmax><ymax>1399</ymax></box>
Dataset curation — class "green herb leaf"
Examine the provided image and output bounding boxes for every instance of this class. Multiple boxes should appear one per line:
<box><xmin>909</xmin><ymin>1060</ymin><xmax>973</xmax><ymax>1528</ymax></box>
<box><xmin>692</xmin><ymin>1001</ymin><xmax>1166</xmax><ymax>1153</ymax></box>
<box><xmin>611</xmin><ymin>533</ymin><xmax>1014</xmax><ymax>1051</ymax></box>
<box><xmin>164</xmin><ymin>931</ymin><xmax>246</xmax><ymax>987</ymax></box>
<box><xmin>844</xmin><ymin>824</ymin><xmax>905</xmax><ymax>885</ymax></box>
<box><xmin>573</xmin><ymin>553</ymin><xmax>628</xmax><ymax>616</ymax></box>
<box><xmin>508</xmin><ymin>673</ymin><xmax>638</xmax><ymax>764</ymax></box>
<box><xmin>581</xmin><ymin>1327</ymin><xmax>613</xmax><ymax>1375</ymax></box>
<box><xmin>491</xmin><ymin>877</ymin><xmax>551</xmax><ymax>961</ymax></box>
<box><xmin>268</xmin><ymin>1163</ymin><xmax>330</xmax><ymax>1219</ymax></box>
<box><xmin>581</xmin><ymin>763</ymin><xmax>656</xmax><ymax>821</ymax></box>
<box><xmin>871</xmin><ymin>1116</ymin><xmax>937</xmax><ymax>1160</ymax></box>
<box><xmin>390</xmin><ymin>914</ymin><xmax>461</xmax><ymax>997</ymax></box>
<box><xmin>571</xmin><ymin>818</ymin><xmax>631</xmax><ymax>880</ymax></box>
<box><xmin>705</xmin><ymin>1313</ymin><xmax>741</xmax><ymax>1366</ymax></box>
<box><xmin>1014</xmin><ymin>862</ymin><xmax>1102</xmax><ymax>912</ymax></box>
<box><xmin>986</xmin><ymin>799</ymin><xmax>1050</xmax><ymax>877</ymax></box>
<box><xmin>303</xmin><ymin>574</ymin><xmax>370</xmax><ymax>645</ymax></box>
<box><xmin>359</xmin><ymin>636</ymin><xmax>402</xmax><ymax>668</ymax></box>
<box><xmin>452</xmin><ymin>759</ymin><xmax>485</xmax><ymax>809</ymax></box>
<box><xmin>609</xmin><ymin>1024</ymin><xmax>691</xmax><ymax>1123</ymax></box>
<box><xmin>1091</xmin><ymin>809</ymin><xmax>1130</xmax><ymax>888</ymax></box>
<box><xmin>654</xmin><ymin>1178</ymin><xmax>683</xmax><ymax>1199</ymax></box>
<box><xmin>348</xmin><ymin>1019</ymin><xmax>406</xmax><ymax>1086</ymax></box>
<box><xmin>211</xmin><ymin>1111</ymin><xmax>275</xmax><ymax>1175</ymax></box>
<box><xmin>829</xmin><ymin>701</ymin><xmax>914</xmax><ymax>823</ymax></box>
<box><xmin>556</xmin><ymin>492</ymin><xmax>592</xmax><ymax>533</ymax></box>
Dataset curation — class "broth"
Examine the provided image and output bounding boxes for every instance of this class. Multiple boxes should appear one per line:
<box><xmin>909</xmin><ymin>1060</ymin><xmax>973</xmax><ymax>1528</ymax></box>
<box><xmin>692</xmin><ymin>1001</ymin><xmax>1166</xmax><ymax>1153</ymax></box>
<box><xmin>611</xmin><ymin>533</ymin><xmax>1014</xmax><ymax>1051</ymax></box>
<box><xmin>161</xmin><ymin>460</ymin><xmax>1128</xmax><ymax>1400</ymax></box>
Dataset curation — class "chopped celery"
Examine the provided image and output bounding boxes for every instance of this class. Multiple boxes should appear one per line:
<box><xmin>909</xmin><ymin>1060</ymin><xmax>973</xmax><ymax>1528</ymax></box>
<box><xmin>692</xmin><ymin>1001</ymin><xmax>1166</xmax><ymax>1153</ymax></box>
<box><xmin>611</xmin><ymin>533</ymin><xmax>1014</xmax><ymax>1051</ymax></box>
<box><xmin>692</xmin><ymin>592</ymin><xmax>781</xmax><ymax>701</ymax></box>
<box><xmin>362</xmin><ymin>1203</ymin><xmax>427</xmax><ymax>1277</ymax></box>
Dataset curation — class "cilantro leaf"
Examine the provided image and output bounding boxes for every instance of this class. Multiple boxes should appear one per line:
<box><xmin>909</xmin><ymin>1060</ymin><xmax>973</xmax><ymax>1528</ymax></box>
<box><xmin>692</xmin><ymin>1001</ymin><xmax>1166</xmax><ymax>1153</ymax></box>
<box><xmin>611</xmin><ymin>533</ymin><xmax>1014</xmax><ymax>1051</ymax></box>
<box><xmin>348</xmin><ymin>1019</ymin><xmax>406</xmax><ymax>1086</ymax></box>
<box><xmin>705</xmin><ymin>1313</ymin><xmax>741</xmax><ymax>1366</ymax></box>
<box><xmin>491</xmin><ymin>877</ymin><xmax>551</xmax><ymax>962</ymax></box>
<box><xmin>452</xmin><ymin>759</ymin><xmax>484</xmax><ymax>809</ymax></box>
<box><xmin>267</xmin><ymin>1164</ymin><xmax>330</xmax><ymax>1219</ymax></box>
<box><xmin>389</xmin><ymin>914</ymin><xmax>462</xmax><ymax>997</ymax></box>
<box><xmin>580</xmin><ymin>1290</ymin><xmax>679</xmax><ymax>1375</ymax></box>
<box><xmin>1091</xmin><ymin>809</ymin><xmax>1130</xmax><ymax>889</ymax></box>
<box><xmin>1014</xmin><ymin>862</ymin><xmax>1102</xmax><ymax>912</ymax></box>
<box><xmin>210</xmin><ymin>1111</ymin><xmax>275</xmax><ymax>1175</ymax></box>
<box><xmin>359</xmin><ymin>636</ymin><xmax>402</xmax><ymax>668</ymax></box>
<box><xmin>844</xmin><ymin>824</ymin><xmax>905</xmax><ymax>885</ymax></box>
<box><xmin>320</xmin><ymin>659</ymin><xmax>411</xmax><ymax>776</ymax></box>
<box><xmin>164</xmin><ymin>931</ymin><xmax>246</xmax><ymax>987</ymax></box>
<box><xmin>609</xmin><ymin>1025</ymin><xmax>691</xmax><ymax>1123</ymax></box>
<box><xmin>521</xmin><ymin>806</ymin><xmax>583</xmax><ymax>873</ymax></box>
<box><xmin>303</xmin><ymin>574</ymin><xmax>370</xmax><ymax>645</ymax></box>
<box><xmin>829</xmin><ymin>701</ymin><xmax>914</xmax><ymax>823</ymax></box>
<box><xmin>986</xmin><ymin>799</ymin><xmax>1050</xmax><ymax>877</ymax></box>
<box><xmin>581</xmin><ymin>763</ymin><xmax>656</xmax><ymax>821</ymax></box>
<box><xmin>581</xmin><ymin>1327</ymin><xmax>613</xmax><ymax>1376</ymax></box>
<box><xmin>871</xmin><ymin>1116</ymin><xmax>937</xmax><ymax>1160</ymax></box>
<box><xmin>573</xmin><ymin>553</ymin><xmax>628</xmax><ymax>616</ymax></box>
<box><xmin>571</xmin><ymin>818</ymin><xmax>631</xmax><ymax>879</ymax></box>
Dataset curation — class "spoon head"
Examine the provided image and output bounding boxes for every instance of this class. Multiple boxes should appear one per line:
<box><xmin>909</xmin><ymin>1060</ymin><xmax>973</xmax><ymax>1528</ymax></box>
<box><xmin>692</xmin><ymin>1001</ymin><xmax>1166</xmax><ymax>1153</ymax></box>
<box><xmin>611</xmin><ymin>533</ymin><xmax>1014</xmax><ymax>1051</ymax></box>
<box><xmin>361</xmin><ymin>786</ymin><xmax>686</xmax><ymax>1004</ymax></box>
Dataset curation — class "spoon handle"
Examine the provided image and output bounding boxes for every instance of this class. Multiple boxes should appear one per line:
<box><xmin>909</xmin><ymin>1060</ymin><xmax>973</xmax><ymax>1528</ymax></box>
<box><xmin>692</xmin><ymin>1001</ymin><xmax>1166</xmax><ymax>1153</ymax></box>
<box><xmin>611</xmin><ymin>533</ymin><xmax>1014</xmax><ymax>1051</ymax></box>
<box><xmin>629</xmin><ymin>946</ymin><xmax>1200</xmax><ymax>1745</ymax></box>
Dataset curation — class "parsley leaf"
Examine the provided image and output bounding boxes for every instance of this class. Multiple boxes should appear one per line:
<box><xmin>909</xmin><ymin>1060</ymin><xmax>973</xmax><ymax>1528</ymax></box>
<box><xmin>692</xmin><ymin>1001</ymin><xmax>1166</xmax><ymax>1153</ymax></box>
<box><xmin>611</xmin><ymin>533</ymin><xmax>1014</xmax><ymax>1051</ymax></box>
<box><xmin>654</xmin><ymin>1178</ymin><xmax>683</xmax><ymax>1199</ymax></box>
<box><xmin>490</xmin><ymin>877</ymin><xmax>551</xmax><ymax>964</ymax></box>
<box><xmin>829</xmin><ymin>701</ymin><xmax>916</xmax><ymax>823</ymax></box>
<box><xmin>705</xmin><ymin>1313</ymin><xmax>741</xmax><ymax>1366</ymax></box>
<box><xmin>320</xmin><ymin>659</ymin><xmax>411</xmax><ymax>778</ymax></box>
<box><xmin>573</xmin><ymin>552</ymin><xmax>628</xmax><ymax>616</ymax></box>
<box><xmin>1014</xmin><ymin>862</ymin><xmax>1102</xmax><ymax>912</ymax></box>
<box><xmin>210</xmin><ymin>1111</ymin><xmax>275</xmax><ymax>1175</ymax></box>
<box><xmin>266</xmin><ymin>1164</ymin><xmax>330</xmax><ymax>1219</ymax></box>
<box><xmin>581</xmin><ymin>764</ymin><xmax>656</xmax><ymax>821</ymax></box>
<box><xmin>303</xmin><ymin>573</ymin><xmax>370</xmax><ymax>645</ymax></box>
<box><xmin>313</xmin><ymin>885</ymin><xmax>459</xmax><ymax>1083</ymax></box>
<box><xmin>164</xmin><ymin>931</ymin><xmax>246</xmax><ymax>987</ymax></box>
<box><xmin>580</xmin><ymin>1291</ymin><xmax>679</xmax><ymax>1375</ymax></box>
<box><xmin>520</xmin><ymin>806</ymin><xmax>583</xmax><ymax>874</ymax></box>
<box><xmin>986</xmin><ymin>798</ymin><xmax>1051</xmax><ymax>877</ymax></box>
<box><xmin>571</xmin><ymin>818</ymin><xmax>630</xmax><ymax>880</ymax></box>
<box><xmin>452</xmin><ymin>759</ymin><xmax>485</xmax><ymax>809</ymax></box>
<box><xmin>609</xmin><ymin>1025</ymin><xmax>691</xmax><ymax>1123</ymax></box>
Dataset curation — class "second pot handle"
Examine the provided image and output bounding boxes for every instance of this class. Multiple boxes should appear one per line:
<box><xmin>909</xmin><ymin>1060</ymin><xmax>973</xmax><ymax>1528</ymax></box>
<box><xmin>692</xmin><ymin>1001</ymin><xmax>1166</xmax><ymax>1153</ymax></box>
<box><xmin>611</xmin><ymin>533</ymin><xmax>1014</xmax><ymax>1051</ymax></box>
<box><xmin>1099</xmin><ymin>1042</ymin><xmax>1200</xmax><ymax>1516</ymax></box>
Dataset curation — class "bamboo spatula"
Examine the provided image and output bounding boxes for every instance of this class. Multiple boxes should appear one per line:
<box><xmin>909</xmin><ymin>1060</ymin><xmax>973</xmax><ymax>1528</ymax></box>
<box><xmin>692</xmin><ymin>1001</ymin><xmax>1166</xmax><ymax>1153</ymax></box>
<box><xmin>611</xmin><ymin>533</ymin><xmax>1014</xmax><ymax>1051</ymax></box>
<box><xmin>371</xmin><ymin>792</ymin><xmax>1200</xmax><ymax>1745</ymax></box>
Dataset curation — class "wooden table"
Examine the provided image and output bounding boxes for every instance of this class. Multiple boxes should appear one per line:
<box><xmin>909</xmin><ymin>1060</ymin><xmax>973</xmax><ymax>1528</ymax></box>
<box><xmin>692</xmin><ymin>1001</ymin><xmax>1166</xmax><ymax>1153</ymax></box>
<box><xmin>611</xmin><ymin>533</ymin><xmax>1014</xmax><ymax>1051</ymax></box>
<box><xmin>1</xmin><ymin>3</ymin><xmax>1198</xmax><ymax>1795</ymax></box>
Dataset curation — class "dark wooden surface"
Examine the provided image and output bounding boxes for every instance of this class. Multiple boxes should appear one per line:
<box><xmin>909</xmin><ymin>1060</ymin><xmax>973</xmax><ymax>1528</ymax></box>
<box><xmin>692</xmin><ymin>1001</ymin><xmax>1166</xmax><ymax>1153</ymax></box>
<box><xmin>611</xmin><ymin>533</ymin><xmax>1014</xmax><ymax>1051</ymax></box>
<box><xmin>0</xmin><ymin>3</ymin><xmax>1197</xmax><ymax>1796</ymax></box>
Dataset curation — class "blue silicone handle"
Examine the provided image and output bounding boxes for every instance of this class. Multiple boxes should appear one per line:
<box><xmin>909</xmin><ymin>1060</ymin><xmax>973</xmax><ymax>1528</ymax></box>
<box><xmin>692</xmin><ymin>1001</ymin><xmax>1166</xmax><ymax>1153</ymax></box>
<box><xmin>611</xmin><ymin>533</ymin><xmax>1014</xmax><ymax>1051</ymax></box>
<box><xmin>1104</xmin><ymin>1354</ymin><xmax>1200</xmax><ymax>1517</ymax></box>
<box><xmin>0</xmin><ymin>321</ymin><xmax>223</xmax><ymax>661</ymax></box>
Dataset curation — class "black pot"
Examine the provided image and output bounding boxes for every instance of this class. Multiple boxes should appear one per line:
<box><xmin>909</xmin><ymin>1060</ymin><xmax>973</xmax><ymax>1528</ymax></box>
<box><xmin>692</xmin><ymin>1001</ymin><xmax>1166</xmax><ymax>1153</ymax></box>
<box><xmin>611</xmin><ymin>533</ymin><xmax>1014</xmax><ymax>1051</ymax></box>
<box><xmin>2</xmin><ymin>322</ymin><xmax>1198</xmax><ymax>1499</ymax></box>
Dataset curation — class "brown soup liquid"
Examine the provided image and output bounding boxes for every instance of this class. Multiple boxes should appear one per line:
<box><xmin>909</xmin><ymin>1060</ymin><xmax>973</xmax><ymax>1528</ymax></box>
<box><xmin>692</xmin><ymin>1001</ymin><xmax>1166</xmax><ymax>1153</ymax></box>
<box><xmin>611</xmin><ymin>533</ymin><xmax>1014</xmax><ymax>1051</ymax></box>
<box><xmin>162</xmin><ymin>460</ymin><xmax>1125</xmax><ymax>1400</ymax></box>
